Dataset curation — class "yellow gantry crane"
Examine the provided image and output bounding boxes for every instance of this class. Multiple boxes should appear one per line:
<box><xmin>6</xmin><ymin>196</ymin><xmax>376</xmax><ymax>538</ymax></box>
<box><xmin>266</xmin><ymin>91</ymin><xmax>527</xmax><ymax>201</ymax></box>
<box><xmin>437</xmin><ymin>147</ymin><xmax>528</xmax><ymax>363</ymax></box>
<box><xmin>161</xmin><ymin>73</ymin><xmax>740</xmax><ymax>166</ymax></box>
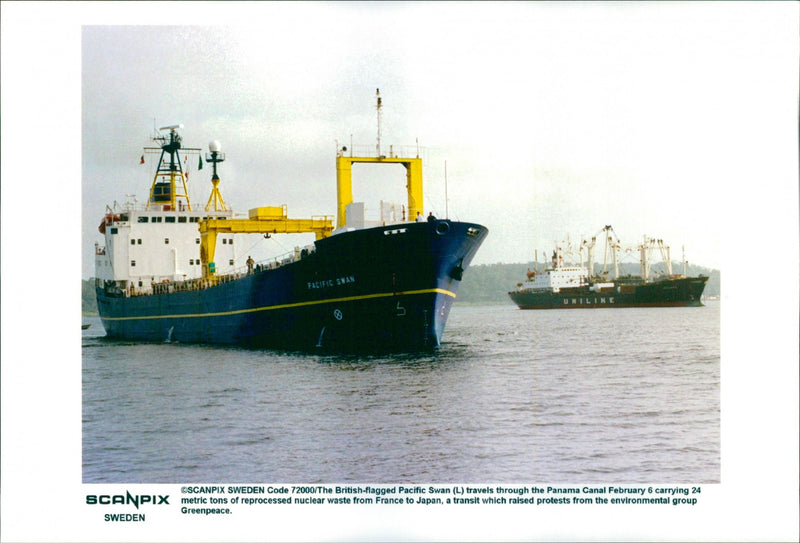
<box><xmin>199</xmin><ymin>206</ymin><xmax>333</xmax><ymax>277</ymax></box>
<box><xmin>197</xmin><ymin>140</ymin><xmax>333</xmax><ymax>278</ymax></box>
<box><xmin>200</xmin><ymin>148</ymin><xmax>421</xmax><ymax>279</ymax></box>
<box><xmin>199</xmin><ymin>89</ymin><xmax>422</xmax><ymax>279</ymax></box>
<box><xmin>335</xmin><ymin>89</ymin><xmax>424</xmax><ymax>227</ymax></box>
<box><xmin>335</xmin><ymin>154</ymin><xmax>423</xmax><ymax>227</ymax></box>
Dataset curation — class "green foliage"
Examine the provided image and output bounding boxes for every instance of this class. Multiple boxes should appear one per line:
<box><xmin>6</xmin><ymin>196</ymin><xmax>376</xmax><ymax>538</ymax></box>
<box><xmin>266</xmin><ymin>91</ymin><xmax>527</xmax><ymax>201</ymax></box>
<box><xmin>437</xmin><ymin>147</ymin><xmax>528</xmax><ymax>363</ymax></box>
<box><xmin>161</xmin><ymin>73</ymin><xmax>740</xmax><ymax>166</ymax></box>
<box><xmin>455</xmin><ymin>262</ymin><xmax>535</xmax><ymax>305</ymax></box>
<box><xmin>82</xmin><ymin>279</ymin><xmax>98</xmax><ymax>315</ymax></box>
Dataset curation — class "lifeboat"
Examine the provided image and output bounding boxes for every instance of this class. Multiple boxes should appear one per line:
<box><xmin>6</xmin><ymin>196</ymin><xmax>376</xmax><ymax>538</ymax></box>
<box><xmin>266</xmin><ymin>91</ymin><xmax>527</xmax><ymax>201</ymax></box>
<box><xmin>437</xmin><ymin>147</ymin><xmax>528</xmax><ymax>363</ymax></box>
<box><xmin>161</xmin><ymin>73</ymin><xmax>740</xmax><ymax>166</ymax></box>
<box><xmin>98</xmin><ymin>214</ymin><xmax>120</xmax><ymax>234</ymax></box>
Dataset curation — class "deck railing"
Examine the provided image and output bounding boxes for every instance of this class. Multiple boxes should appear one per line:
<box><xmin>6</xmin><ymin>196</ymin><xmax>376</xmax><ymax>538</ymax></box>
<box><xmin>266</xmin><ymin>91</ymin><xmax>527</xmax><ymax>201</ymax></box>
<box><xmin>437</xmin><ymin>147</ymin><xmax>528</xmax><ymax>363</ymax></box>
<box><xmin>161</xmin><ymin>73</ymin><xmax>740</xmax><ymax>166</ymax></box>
<box><xmin>118</xmin><ymin>244</ymin><xmax>316</xmax><ymax>298</ymax></box>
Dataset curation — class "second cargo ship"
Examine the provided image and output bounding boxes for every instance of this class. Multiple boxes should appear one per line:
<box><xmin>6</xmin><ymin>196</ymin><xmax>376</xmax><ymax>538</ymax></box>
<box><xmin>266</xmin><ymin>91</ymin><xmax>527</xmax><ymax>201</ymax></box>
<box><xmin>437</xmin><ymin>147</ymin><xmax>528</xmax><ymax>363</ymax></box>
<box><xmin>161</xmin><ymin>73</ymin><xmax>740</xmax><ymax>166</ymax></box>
<box><xmin>508</xmin><ymin>225</ymin><xmax>708</xmax><ymax>309</ymax></box>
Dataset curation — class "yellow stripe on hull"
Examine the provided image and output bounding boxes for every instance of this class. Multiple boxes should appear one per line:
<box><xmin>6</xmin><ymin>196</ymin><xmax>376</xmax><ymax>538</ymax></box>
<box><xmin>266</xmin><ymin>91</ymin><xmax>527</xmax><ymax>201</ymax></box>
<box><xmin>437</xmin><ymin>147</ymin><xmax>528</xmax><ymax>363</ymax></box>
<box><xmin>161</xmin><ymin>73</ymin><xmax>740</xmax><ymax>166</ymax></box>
<box><xmin>100</xmin><ymin>287</ymin><xmax>456</xmax><ymax>322</ymax></box>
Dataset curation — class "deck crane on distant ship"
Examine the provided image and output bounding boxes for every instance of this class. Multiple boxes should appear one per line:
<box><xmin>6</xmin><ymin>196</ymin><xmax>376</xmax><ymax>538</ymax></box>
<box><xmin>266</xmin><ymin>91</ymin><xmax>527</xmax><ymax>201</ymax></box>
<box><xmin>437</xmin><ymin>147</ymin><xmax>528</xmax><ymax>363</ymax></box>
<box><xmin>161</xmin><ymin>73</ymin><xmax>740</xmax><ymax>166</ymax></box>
<box><xmin>508</xmin><ymin>225</ymin><xmax>707</xmax><ymax>309</ymax></box>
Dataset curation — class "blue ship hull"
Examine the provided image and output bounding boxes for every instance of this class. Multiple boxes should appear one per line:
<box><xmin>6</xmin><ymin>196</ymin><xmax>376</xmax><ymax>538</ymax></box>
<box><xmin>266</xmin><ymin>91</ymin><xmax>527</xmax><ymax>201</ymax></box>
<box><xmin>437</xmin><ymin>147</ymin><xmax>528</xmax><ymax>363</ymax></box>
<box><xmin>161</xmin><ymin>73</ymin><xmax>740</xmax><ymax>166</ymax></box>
<box><xmin>96</xmin><ymin>220</ymin><xmax>487</xmax><ymax>351</ymax></box>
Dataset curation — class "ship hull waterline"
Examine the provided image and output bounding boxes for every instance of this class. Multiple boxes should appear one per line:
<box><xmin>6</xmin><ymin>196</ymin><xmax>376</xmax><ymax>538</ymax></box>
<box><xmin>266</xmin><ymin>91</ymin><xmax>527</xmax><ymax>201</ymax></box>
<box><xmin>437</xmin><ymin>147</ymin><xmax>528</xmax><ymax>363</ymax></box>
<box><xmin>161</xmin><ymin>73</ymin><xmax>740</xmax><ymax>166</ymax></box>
<box><xmin>96</xmin><ymin>220</ymin><xmax>487</xmax><ymax>352</ymax></box>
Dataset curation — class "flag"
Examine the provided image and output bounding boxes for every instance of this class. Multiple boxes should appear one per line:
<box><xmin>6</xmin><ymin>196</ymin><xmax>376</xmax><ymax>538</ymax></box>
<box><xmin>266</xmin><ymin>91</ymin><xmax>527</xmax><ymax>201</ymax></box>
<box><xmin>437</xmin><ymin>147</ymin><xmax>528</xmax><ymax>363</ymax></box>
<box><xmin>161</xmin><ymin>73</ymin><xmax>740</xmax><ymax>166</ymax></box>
<box><xmin>140</xmin><ymin>155</ymin><xmax>145</xmax><ymax>164</ymax></box>
<box><xmin>198</xmin><ymin>155</ymin><xmax>203</xmax><ymax>170</ymax></box>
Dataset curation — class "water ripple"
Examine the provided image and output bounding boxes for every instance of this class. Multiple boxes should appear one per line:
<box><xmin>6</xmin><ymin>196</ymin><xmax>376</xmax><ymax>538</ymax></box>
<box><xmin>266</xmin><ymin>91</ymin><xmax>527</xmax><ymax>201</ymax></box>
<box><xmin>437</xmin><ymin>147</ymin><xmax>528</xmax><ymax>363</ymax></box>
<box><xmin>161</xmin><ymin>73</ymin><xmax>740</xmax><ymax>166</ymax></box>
<box><xmin>82</xmin><ymin>303</ymin><xmax>720</xmax><ymax>483</ymax></box>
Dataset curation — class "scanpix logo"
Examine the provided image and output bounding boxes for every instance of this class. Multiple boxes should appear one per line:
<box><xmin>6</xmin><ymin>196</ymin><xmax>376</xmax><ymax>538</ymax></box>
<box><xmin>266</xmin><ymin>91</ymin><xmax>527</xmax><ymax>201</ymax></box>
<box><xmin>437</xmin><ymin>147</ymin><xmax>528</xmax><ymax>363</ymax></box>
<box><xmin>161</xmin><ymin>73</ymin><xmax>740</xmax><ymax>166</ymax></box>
<box><xmin>85</xmin><ymin>491</ymin><xmax>170</xmax><ymax>509</ymax></box>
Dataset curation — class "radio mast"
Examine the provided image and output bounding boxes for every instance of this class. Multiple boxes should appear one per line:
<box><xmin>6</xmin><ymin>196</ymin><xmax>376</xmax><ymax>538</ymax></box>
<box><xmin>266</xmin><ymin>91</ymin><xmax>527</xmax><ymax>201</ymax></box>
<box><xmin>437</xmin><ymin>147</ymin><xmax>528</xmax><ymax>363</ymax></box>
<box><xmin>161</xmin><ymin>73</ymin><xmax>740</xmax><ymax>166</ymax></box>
<box><xmin>376</xmin><ymin>88</ymin><xmax>382</xmax><ymax>157</ymax></box>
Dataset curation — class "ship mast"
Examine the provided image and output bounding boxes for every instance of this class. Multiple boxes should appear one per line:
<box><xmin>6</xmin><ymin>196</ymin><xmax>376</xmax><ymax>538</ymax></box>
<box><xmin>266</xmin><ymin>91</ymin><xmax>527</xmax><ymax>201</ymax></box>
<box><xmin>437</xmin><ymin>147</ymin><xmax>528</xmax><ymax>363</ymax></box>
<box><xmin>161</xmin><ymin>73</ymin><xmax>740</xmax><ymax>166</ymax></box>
<box><xmin>582</xmin><ymin>225</ymin><xmax>620</xmax><ymax>279</ymax></box>
<box><xmin>582</xmin><ymin>236</ymin><xmax>596</xmax><ymax>277</ymax></box>
<box><xmin>639</xmin><ymin>235</ymin><xmax>672</xmax><ymax>281</ymax></box>
<box><xmin>682</xmin><ymin>245</ymin><xmax>687</xmax><ymax>277</ymax></box>
<box><xmin>376</xmin><ymin>88</ymin><xmax>383</xmax><ymax>157</ymax></box>
<box><xmin>205</xmin><ymin>140</ymin><xmax>228</xmax><ymax>211</ymax></box>
<box><xmin>603</xmin><ymin>225</ymin><xmax>620</xmax><ymax>279</ymax></box>
<box><xmin>145</xmin><ymin>124</ymin><xmax>200</xmax><ymax>211</ymax></box>
<box><xmin>335</xmin><ymin>90</ymin><xmax>423</xmax><ymax>228</ymax></box>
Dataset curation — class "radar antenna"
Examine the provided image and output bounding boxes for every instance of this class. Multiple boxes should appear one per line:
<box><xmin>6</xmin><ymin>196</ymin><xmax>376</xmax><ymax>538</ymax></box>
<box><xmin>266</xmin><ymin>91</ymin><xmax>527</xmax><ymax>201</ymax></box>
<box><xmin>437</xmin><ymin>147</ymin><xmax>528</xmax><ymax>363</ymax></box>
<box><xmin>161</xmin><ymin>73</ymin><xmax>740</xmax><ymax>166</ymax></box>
<box><xmin>205</xmin><ymin>140</ymin><xmax>228</xmax><ymax>211</ymax></box>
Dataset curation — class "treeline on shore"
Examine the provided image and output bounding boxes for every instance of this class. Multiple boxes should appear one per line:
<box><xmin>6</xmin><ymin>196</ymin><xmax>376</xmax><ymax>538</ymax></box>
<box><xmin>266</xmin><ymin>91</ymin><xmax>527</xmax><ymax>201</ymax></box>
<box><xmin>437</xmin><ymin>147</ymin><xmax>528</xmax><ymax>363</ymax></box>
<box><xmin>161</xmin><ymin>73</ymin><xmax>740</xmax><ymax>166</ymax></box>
<box><xmin>82</xmin><ymin>279</ymin><xmax>98</xmax><ymax>314</ymax></box>
<box><xmin>81</xmin><ymin>263</ymin><xmax>720</xmax><ymax>314</ymax></box>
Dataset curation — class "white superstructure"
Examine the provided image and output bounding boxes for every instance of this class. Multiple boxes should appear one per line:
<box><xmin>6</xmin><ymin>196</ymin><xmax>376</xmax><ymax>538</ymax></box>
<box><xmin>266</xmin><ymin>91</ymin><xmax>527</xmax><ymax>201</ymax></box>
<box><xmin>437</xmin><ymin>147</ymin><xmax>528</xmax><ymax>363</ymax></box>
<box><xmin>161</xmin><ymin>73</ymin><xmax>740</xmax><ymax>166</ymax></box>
<box><xmin>517</xmin><ymin>266</ymin><xmax>588</xmax><ymax>293</ymax></box>
<box><xmin>94</xmin><ymin>125</ymin><xmax>333</xmax><ymax>297</ymax></box>
<box><xmin>95</xmin><ymin>205</ymin><xmax>239</xmax><ymax>293</ymax></box>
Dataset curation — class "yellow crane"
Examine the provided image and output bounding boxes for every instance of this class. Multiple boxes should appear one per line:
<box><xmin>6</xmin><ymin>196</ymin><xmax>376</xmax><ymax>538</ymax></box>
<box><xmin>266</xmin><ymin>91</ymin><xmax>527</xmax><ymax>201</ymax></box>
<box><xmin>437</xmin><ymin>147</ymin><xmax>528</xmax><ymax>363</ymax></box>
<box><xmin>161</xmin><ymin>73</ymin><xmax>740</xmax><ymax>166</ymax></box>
<box><xmin>199</xmin><ymin>90</ymin><xmax>421</xmax><ymax>279</ymax></box>
<box><xmin>194</xmin><ymin>138</ymin><xmax>333</xmax><ymax>279</ymax></box>
<box><xmin>199</xmin><ymin>206</ymin><xmax>333</xmax><ymax>278</ymax></box>
<box><xmin>334</xmin><ymin>89</ymin><xmax>424</xmax><ymax>227</ymax></box>
<box><xmin>335</xmin><ymin>154</ymin><xmax>423</xmax><ymax>227</ymax></box>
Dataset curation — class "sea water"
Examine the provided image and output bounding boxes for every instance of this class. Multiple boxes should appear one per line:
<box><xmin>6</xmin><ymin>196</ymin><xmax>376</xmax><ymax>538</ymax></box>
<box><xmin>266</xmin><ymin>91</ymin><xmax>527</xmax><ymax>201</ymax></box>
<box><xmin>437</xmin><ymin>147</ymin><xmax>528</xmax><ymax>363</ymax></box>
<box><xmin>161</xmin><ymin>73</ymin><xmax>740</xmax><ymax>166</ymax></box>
<box><xmin>82</xmin><ymin>302</ymin><xmax>719</xmax><ymax>484</ymax></box>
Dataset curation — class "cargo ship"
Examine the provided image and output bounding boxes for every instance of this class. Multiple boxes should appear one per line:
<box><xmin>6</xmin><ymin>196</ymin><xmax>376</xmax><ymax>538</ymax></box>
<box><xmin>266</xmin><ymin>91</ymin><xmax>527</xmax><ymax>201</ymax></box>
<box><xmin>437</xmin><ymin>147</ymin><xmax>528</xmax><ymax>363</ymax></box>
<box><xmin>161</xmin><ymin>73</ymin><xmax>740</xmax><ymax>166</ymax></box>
<box><xmin>508</xmin><ymin>225</ymin><xmax>708</xmax><ymax>309</ymax></box>
<box><xmin>94</xmin><ymin>97</ymin><xmax>487</xmax><ymax>350</ymax></box>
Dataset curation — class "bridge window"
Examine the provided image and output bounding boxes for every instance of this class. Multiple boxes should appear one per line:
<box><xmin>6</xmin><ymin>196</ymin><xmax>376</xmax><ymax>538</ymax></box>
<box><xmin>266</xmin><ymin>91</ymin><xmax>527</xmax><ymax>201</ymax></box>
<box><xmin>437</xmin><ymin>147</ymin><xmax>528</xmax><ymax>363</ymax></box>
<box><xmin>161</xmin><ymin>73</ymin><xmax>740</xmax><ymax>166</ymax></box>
<box><xmin>138</xmin><ymin>216</ymin><xmax>148</xmax><ymax>223</ymax></box>
<box><xmin>178</xmin><ymin>216</ymin><xmax>187</xmax><ymax>223</ymax></box>
<box><xmin>165</xmin><ymin>217</ymin><xmax>176</xmax><ymax>223</ymax></box>
<box><xmin>131</xmin><ymin>260</ymin><xmax>136</xmax><ymax>267</ymax></box>
<box><xmin>164</xmin><ymin>238</ymin><xmax>169</xmax><ymax>244</ymax></box>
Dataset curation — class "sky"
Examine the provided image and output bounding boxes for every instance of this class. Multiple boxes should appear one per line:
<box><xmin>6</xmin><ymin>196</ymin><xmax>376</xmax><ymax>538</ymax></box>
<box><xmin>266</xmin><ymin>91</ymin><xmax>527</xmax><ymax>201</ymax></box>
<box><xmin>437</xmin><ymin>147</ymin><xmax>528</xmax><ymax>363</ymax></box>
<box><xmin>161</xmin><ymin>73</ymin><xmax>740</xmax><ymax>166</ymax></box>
<box><xmin>66</xmin><ymin>2</ymin><xmax>796</xmax><ymax>278</ymax></box>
